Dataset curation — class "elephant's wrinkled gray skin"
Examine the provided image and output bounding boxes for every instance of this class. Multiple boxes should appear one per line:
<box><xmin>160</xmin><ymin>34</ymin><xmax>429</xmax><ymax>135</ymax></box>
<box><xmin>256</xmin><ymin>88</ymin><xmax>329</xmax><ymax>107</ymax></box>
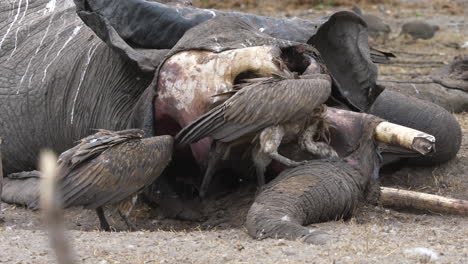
<box><xmin>0</xmin><ymin>0</ymin><xmax>163</xmax><ymax>174</ymax></box>
<box><xmin>246</xmin><ymin>109</ymin><xmax>383</xmax><ymax>244</ymax></box>
<box><xmin>0</xmin><ymin>0</ymin><xmax>371</xmax><ymax>175</ymax></box>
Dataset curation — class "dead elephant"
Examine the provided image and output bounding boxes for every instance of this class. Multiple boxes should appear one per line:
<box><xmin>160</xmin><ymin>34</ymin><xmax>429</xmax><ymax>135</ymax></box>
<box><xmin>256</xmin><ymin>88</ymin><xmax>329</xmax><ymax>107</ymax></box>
<box><xmin>0</xmin><ymin>0</ymin><xmax>463</xmax><ymax>234</ymax></box>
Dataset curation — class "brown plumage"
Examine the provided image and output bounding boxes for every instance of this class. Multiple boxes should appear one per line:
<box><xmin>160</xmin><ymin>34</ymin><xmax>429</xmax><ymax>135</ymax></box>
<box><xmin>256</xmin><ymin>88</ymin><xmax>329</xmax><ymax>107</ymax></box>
<box><xmin>176</xmin><ymin>72</ymin><xmax>330</xmax><ymax>145</ymax></box>
<box><xmin>176</xmin><ymin>68</ymin><xmax>336</xmax><ymax>197</ymax></box>
<box><xmin>32</xmin><ymin>129</ymin><xmax>173</xmax><ymax>231</ymax></box>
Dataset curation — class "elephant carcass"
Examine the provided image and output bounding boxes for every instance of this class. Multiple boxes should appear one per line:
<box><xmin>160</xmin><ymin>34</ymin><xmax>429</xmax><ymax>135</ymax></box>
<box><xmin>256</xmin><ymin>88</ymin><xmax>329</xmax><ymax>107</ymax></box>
<box><xmin>0</xmin><ymin>0</ymin><xmax>377</xmax><ymax>174</ymax></box>
<box><xmin>245</xmin><ymin>108</ymin><xmax>435</xmax><ymax>244</ymax></box>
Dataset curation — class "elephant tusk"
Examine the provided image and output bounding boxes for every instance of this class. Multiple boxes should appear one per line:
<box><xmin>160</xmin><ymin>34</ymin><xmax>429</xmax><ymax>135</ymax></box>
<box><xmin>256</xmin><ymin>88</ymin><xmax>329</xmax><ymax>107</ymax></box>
<box><xmin>379</xmin><ymin>187</ymin><xmax>468</xmax><ymax>216</ymax></box>
<box><xmin>39</xmin><ymin>151</ymin><xmax>76</xmax><ymax>264</ymax></box>
<box><xmin>374</xmin><ymin>121</ymin><xmax>435</xmax><ymax>155</ymax></box>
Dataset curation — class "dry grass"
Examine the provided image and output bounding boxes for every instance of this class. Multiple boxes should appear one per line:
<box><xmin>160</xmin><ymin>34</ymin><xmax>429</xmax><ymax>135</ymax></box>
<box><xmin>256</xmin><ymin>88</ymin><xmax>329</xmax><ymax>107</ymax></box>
<box><xmin>192</xmin><ymin>0</ymin><xmax>466</xmax><ymax>16</ymax></box>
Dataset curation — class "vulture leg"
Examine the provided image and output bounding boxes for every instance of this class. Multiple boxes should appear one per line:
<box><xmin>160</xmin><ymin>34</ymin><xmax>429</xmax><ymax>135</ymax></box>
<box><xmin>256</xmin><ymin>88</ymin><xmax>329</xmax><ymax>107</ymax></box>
<box><xmin>260</xmin><ymin>126</ymin><xmax>305</xmax><ymax>167</ymax></box>
<box><xmin>95</xmin><ymin>207</ymin><xmax>111</xmax><ymax>231</ymax></box>
<box><xmin>118</xmin><ymin>211</ymin><xmax>138</xmax><ymax>231</ymax></box>
<box><xmin>199</xmin><ymin>142</ymin><xmax>227</xmax><ymax>198</ymax></box>
<box><xmin>300</xmin><ymin>122</ymin><xmax>339</xmax><ymax>160</ymax></box>
<box><xmin>254</xmin><ymin>126</ymin><xmax>306</xmax><ymax>186</ymax></box>
<box><xmin>251</xmin><ymin>144</ymin><xmax>271</xmax><ymax>187</ymax></box>
<box><xmin>117</xmin><ymin>195</ymin><xmax>138</xmax><ymax>231</ymax></box>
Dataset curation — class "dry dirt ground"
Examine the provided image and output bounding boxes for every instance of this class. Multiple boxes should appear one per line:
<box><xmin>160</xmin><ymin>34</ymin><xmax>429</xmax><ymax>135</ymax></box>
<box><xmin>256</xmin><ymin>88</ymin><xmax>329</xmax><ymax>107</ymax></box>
<box><xmin>1</xmin><ymin>1</ymin><xmax>468</xmax><ymax>263</ymax></box>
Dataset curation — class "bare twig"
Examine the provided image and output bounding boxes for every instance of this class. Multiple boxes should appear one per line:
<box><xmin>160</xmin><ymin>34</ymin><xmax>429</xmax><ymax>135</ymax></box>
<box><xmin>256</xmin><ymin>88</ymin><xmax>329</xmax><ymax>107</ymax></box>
<box><xmin>379</xmin><ymin>80</ymin><xmax>434</xmax><ymax>84</ymax></box>
<box><xmin>387</xmin><ymin>50</ymin><xmax>441</xmax><ymax>56</ymax></box>
<box><xmin>39</xmin><ymin>150</ymin><xmax>75</xmax><ymax>264</ymax></box>
<box><xmin>389</xmin><ymin>60</ymin><xmax>445</xmax><ymax>65</ymax></box>
<box><xmin>384</xmin><ymin>64</ymin><xmax>441</xmax><ymax>68</ymax></box>
<box><xmin>380</xmin><ymin>187</ymin><xmax>468</xmax><ymax>216</ymax></box>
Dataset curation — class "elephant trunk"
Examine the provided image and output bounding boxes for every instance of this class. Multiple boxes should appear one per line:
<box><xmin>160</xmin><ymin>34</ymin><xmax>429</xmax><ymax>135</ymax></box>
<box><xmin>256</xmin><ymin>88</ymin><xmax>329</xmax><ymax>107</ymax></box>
<box><xmin>245</xmin><ymin>160</ymin><xmax>366</xmax><ymax>244</ymax></box>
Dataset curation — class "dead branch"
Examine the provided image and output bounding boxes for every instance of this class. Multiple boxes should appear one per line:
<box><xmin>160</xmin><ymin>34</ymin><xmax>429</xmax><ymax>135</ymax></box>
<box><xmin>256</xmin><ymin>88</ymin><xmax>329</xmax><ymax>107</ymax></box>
<box><xmin>380</xmin><ymin>187</ymin><xmax>468</xmax><ymax>216</ymax></box>
<box><xmin>388</xmin><ymin>50</ymin><xmax>441</xmax><ymax>56</ymax></box>
<box><xmin>39</xmin><ymin>150</ymin><xmax>75</xmax><ymax>264</ymax></box>
<box><xmin>379</xmin><ymin>80</ymin><xmax>434</xmax><ymax>84</ymax></box>
<box><xmin>389</xmin><ymin>60</ymin><xmax>445</xmax><ymax>65</ymax></box>
<box><xmin>384</xmin><ymin>64</ymin><xmax>441</xmax><ymax>68</ymax></box>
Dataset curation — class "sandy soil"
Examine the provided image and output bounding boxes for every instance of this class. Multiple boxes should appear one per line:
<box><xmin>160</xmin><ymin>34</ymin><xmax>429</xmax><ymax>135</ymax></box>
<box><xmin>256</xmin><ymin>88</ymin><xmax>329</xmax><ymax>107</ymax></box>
<box><xmin>1</xmin><ymin>1</ymin><xmax>467</xmax><ymax>263</ymax></box>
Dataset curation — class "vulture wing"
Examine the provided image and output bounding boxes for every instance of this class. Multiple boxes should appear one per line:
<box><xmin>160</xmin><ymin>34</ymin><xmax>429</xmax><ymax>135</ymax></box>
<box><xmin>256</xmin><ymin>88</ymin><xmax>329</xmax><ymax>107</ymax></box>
<box><xmin>176</xmin><ymin>75</ymin><xmax>331</xmax><ymax>145</ymax></box>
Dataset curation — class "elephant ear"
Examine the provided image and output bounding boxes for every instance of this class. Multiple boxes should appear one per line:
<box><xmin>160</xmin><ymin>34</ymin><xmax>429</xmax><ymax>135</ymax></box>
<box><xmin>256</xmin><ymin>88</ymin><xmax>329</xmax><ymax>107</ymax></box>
<box><xmin>309</xmin><ymin>11</ymin><xmax>384</xmax><ymax>112</ymax></box>
<box><xmin>73</xmin><ymin>0</ymin><xmax>200</xmax><ymax>72</ymax></box>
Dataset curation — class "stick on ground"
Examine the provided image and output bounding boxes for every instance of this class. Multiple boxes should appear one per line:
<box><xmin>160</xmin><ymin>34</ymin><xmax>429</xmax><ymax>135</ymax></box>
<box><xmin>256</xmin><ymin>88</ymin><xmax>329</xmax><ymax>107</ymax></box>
<box><xmin>39</xmin><ymin>150</ymin><xmax>75</xmax><ymax>264</ymax></box>
<box><xmin>380</xmin><ymin>187</ymin><xmax>468</xmax><ymax>216</ymax></box>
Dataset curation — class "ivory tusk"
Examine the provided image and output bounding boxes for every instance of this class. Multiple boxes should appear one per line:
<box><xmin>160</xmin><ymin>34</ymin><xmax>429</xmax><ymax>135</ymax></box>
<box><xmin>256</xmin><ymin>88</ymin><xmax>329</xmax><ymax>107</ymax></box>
<box><xmin>374</xmin><ymin>121</ymin><xmax>435</xmax><ymax>155</ymax></box>
<box><xmin>380</xmin><ymin>187</ymin><xmax>468</xmax><ymax>216</ymax></box>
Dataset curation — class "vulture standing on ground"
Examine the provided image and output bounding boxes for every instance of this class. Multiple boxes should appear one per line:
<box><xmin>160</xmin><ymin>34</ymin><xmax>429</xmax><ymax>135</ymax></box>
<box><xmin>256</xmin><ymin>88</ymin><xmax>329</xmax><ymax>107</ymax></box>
<box><xmin>32</xmin><ymin>129</ymin><xmax>173</xmax><ymax>231</ymax></box>
<box><xmin>176</xmin><ymin>63</ymin><xmax>338</xmax><ymax>197</ymax></box>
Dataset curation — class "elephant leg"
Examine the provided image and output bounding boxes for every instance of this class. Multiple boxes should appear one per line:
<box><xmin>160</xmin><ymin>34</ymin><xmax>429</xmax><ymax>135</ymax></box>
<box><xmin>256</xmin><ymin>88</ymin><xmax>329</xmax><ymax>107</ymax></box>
<box><xmin>369</xmin><ymin>90</ymin><xmax>462</xmax><ymax>165</ymax></box>
<box><xmin>2</xmin><ymin>173</ymin><xmax>41</xmax><ymax>208</ymax></box>
<box><xmin>95</xmin><ymin>207</ymin><xmax>111</xmax><ymax>231</ymax></box>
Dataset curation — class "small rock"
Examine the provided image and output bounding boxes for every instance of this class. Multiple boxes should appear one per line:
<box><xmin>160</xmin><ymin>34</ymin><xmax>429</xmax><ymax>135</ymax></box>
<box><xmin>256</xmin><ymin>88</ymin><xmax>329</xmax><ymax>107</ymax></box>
<box><xmin>405</xmin><ymin>247</ymin><xmax>439</xmax><ymax>262</ymax></box>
